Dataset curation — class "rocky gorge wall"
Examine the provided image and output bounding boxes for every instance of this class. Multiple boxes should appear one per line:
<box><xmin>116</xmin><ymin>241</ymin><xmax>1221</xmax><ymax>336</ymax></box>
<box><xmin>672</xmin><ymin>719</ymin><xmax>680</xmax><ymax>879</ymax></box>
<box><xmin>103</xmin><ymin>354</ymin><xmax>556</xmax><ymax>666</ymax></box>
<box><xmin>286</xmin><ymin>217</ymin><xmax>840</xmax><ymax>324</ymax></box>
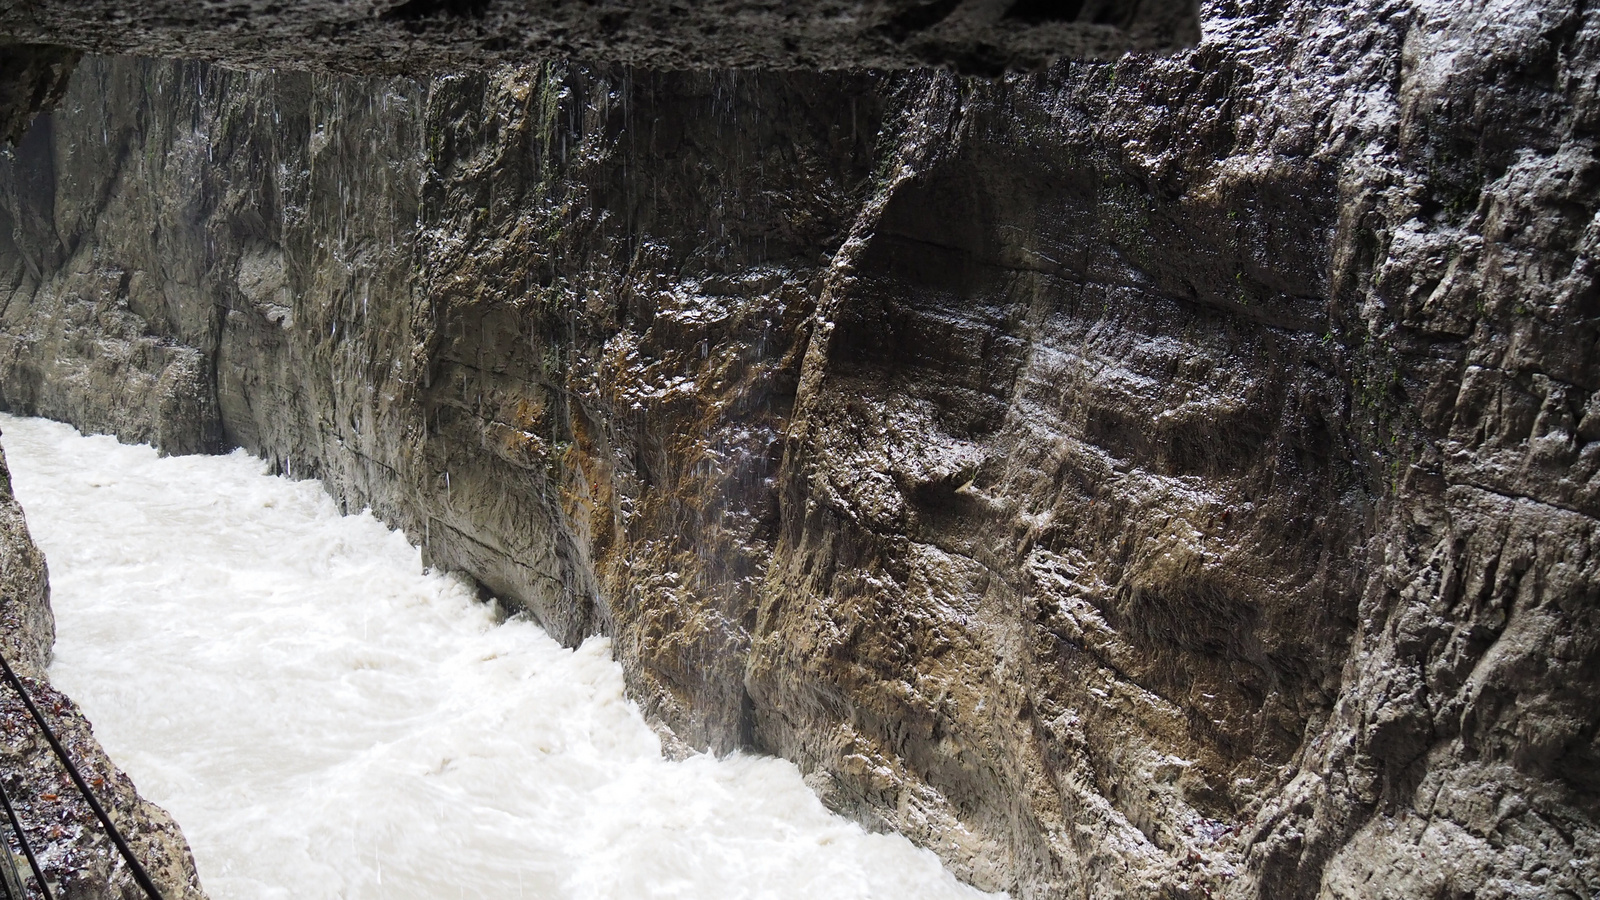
<box><xmin>0</xmin><ymin>1</ymin><xmax>1596</xmax><ymax>897</ymax></box>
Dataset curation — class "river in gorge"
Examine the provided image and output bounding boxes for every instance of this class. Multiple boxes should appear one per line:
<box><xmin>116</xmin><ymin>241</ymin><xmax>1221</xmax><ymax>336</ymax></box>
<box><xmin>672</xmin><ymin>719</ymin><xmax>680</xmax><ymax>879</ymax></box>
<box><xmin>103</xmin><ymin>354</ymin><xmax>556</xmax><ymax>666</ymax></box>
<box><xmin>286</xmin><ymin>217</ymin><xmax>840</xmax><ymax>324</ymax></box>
<box><xmin>0</xmin><ymin>414</ymin><xmax>999</xmax><ymax>900</ymax></box>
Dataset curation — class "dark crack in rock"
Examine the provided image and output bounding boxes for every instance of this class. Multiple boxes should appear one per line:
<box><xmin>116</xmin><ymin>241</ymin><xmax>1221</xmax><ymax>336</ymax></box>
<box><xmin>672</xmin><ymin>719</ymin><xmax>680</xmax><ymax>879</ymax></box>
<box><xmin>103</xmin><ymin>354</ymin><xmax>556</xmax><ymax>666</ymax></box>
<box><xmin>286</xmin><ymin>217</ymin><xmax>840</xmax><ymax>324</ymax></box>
<box><xmin>0</xmin><ymin>0</ymin><xmax>1595</xmax><ymax>896</ymax></box>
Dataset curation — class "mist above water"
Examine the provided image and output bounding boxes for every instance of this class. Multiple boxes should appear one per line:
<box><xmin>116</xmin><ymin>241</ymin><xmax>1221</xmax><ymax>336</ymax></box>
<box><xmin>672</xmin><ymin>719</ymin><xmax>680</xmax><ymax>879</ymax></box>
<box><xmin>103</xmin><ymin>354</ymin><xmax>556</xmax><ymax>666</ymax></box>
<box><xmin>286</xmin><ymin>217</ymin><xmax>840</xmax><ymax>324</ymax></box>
<box><xmin>0</xmin><ymin>415</ymin><xmax>999</xmax><ymax>900</ymax></box>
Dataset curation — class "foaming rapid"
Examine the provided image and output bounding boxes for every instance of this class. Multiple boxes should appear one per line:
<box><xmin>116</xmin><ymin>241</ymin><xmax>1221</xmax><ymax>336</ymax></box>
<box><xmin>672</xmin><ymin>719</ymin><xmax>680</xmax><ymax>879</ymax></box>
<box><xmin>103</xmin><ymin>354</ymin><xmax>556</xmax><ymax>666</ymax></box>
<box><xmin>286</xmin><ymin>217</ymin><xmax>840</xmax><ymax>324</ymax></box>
<box><xmin>0</xmin><ymin>415</ymin><xmax>1001</xmax><ymax>900</ymax></box>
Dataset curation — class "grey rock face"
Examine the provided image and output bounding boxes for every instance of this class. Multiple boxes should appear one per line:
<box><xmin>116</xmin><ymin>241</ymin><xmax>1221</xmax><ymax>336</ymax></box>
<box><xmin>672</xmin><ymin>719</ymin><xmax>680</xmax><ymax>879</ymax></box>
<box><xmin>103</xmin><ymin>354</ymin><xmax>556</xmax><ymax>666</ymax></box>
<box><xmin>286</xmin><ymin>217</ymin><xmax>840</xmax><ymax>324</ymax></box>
<box><xmin>0</xmin><ymin>439</ymin><xmax>50</xmax><ymax>679</ymax></box>
<box><xmin>0</xmin><ymin>441</ymin><xmax>207</xmax><ymax>900</ymax></box>
<box><xmin>0</xmin><ymin>0</ymin><xmax>1596</xmax><ymax>897</ymax></box>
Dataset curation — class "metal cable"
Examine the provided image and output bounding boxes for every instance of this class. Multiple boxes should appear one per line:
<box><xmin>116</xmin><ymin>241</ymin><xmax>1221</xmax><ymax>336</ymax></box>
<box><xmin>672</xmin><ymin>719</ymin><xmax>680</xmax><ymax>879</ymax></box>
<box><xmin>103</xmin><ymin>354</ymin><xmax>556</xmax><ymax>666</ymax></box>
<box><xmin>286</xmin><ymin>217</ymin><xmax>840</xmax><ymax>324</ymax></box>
<box><xmin>0</xmin><ymin>652</ymin><xmax>165</xmax><ymax>900</ymax></box>
<box><xmin>0</xmin><ymin>778</ymin><xmax>49</xmax><ymax>900</ymax></box>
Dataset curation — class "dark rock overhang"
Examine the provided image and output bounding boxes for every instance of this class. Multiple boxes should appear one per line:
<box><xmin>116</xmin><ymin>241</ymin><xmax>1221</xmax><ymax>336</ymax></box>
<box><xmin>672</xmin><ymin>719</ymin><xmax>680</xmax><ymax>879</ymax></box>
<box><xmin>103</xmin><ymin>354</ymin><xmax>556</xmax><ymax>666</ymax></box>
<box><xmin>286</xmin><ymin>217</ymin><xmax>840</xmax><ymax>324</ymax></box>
<box><xmin>0</xmin><ymin>43</ymin><xmax>77</xmax><ymax>145</ymax></box>
<box><xmin>0</xmin><ymin>0</ymin><xmax>1199</xmax><ymax>149</ymax></box>
<box><xmin>2</xmin><ymin>0</ymin><xmax>1200</xmax><ymax>74</ymax></box>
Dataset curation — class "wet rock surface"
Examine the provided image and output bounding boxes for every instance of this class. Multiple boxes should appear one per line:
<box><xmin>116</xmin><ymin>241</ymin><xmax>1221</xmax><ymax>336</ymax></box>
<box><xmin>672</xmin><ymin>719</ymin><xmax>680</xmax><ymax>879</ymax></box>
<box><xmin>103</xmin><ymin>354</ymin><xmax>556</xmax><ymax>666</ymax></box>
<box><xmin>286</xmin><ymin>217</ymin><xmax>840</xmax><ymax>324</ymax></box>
<box><xmin>0</xmin><ymin>0</ymin><xmax>1596</xmax><ymax>897</ymax></box>
<box><xmin>0</xmin><ymin>443</ymin><xmax>206</xmax><ymax>900</ymax></box>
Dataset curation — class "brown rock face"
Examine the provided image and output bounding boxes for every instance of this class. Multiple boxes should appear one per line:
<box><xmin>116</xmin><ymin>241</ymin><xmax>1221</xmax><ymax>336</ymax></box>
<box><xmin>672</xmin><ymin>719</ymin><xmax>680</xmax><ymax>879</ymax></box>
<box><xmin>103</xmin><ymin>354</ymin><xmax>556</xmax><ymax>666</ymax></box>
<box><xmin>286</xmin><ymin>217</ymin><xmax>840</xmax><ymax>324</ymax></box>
<box><xmin>0</xmin><ymin>0</ymin><xmax>1596</xmax><ymax>897</ymax></box>
<box><xmin>0</xmin><ymin>443</ymin><xmax>207</xmax><ymax>899</ymax></box>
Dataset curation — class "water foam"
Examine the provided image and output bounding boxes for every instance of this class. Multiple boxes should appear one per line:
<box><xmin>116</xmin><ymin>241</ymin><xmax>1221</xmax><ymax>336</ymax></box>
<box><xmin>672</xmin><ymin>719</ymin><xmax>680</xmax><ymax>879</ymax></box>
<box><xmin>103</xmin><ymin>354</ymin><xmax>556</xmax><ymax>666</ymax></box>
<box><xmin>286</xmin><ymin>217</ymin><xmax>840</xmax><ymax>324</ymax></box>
<box><xmin>0</xmin><ymin>415</ymin><xmax>1000</xmax><ymax>900</ymax></box>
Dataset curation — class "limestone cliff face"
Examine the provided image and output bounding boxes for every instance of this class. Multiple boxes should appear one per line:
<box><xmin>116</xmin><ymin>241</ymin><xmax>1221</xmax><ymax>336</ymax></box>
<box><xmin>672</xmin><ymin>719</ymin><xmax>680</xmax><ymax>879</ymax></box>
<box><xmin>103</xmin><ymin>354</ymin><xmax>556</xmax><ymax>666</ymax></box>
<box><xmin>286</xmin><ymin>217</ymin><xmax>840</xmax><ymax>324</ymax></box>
<box><xmin>0</xmin><ymin>1</ymin><xmax>1595</xmax><ymax>897</ymax></box>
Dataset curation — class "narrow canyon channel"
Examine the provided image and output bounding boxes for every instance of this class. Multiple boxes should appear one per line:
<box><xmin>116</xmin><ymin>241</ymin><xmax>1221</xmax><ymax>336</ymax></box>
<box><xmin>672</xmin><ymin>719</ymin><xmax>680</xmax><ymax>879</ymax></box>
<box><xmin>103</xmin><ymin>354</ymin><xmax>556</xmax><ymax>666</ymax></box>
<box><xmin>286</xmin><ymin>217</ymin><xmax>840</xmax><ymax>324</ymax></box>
<box><xmin>0</xmin><ymin>413</ymin><xmax>998</xmax><ymax>900</ymax></box>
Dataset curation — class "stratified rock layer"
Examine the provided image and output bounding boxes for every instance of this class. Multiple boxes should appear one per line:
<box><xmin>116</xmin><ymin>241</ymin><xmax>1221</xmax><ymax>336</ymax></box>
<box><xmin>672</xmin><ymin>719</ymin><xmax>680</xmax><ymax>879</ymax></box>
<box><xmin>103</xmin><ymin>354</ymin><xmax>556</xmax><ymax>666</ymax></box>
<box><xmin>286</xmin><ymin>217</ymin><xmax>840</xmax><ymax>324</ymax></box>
<box><xmin>0</xmin><ymin>1</ymin><xmax>1596</xmax><ymax>897</ymax></box>
<box><xmin>0</xmin><ymin>441</ymin><xmax>207</xmax><ymax>899</ymax></box>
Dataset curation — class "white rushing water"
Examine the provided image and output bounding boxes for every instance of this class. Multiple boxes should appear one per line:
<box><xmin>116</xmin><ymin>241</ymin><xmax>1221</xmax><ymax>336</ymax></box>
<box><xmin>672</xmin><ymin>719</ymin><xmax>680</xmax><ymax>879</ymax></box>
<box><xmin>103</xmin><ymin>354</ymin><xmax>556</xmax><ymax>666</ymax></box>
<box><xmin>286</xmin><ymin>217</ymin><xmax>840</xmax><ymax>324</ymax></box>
<box><xmin>0</xmin><ymin>415</ymin><xmax>999</xmax><ymax>900</ymax></box>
